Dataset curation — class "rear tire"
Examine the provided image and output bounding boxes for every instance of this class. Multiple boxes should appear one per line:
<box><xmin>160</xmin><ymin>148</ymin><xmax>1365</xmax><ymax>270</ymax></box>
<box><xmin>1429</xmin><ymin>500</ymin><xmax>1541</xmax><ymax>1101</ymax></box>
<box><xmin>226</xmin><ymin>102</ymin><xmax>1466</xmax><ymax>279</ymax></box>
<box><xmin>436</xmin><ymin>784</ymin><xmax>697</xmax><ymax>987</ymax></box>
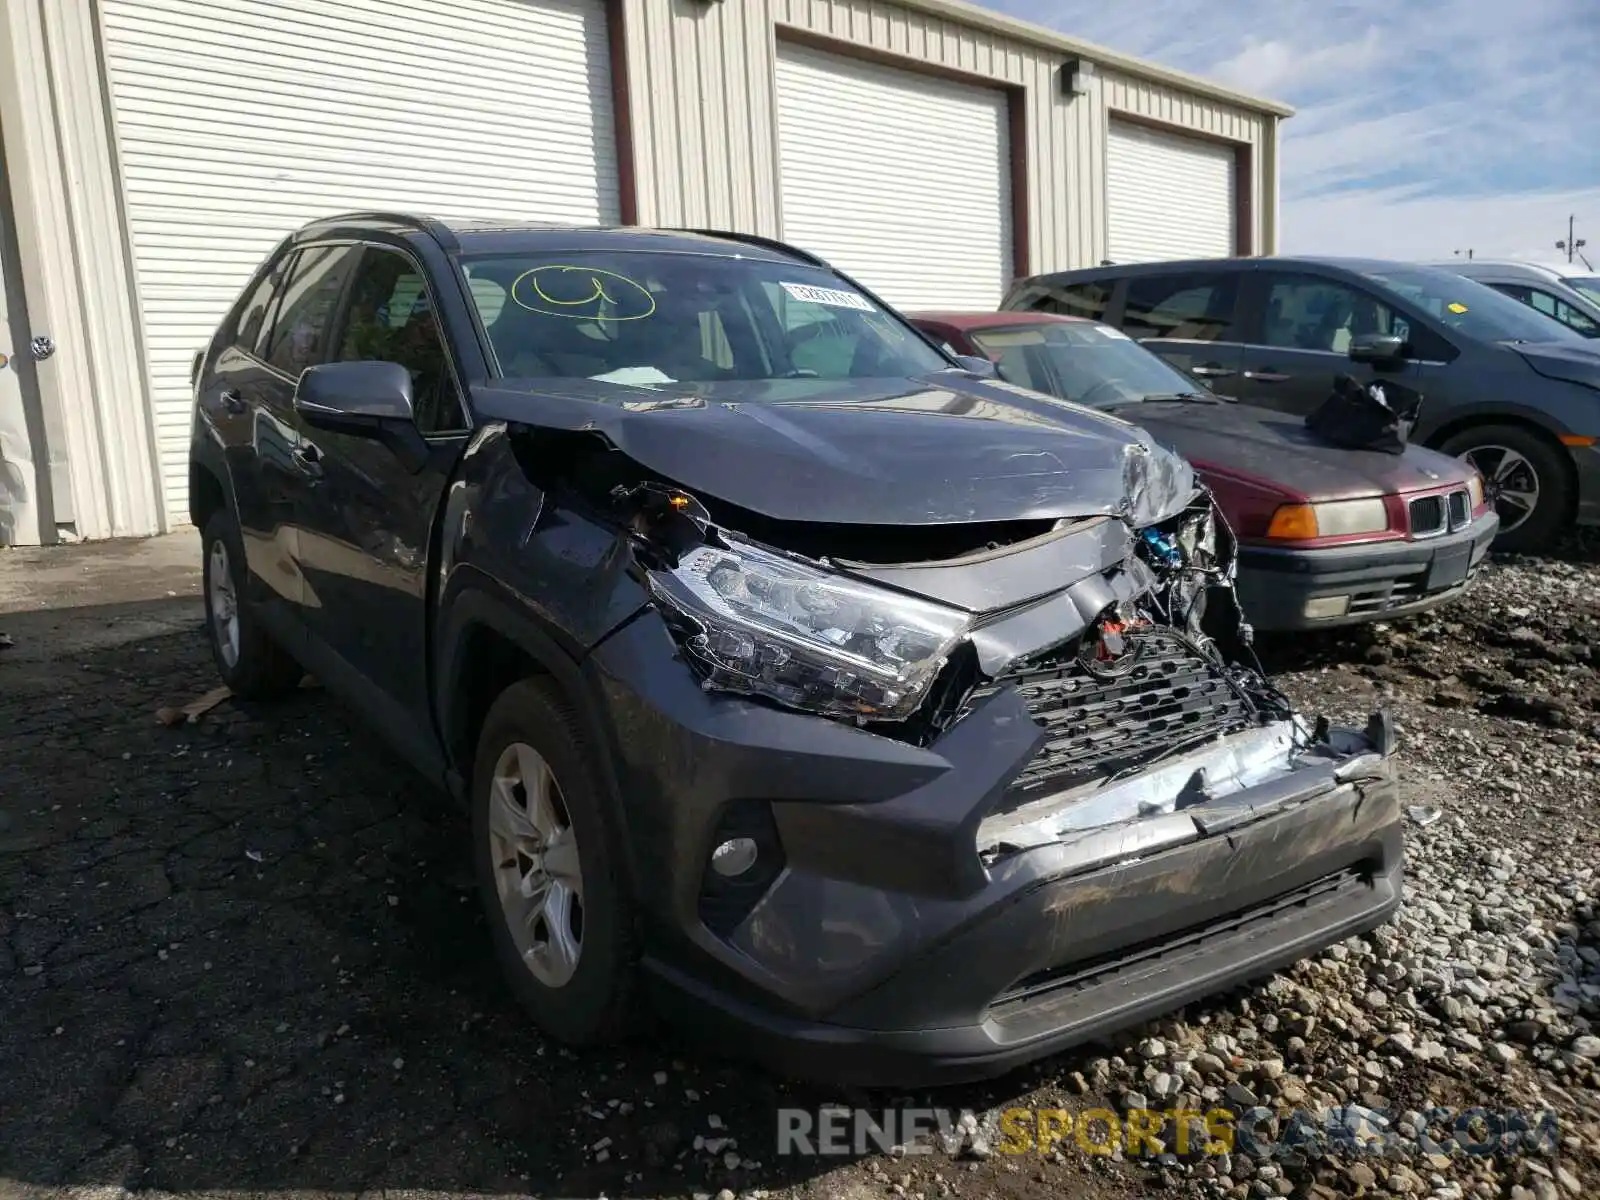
<box><xmin>201</xmin><ymin>510</ymin><xmax>304</xmax><ymax>698</ymax></box>
<box><xmin>471</xmin><ymin>677</ymin><xmax>637</xmax><ymax>1046</ymax></box>
<box><xmin>1437</xmin><ymin>424</ymin><xmax>1570</xmax><ymax>554</ymax></box>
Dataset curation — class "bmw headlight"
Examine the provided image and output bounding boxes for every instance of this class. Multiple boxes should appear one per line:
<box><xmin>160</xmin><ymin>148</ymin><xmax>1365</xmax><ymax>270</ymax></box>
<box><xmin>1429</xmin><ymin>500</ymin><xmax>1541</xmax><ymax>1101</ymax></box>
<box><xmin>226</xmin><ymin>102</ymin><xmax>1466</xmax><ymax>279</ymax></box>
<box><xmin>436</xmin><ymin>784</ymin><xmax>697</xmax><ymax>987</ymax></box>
<box><xmin>647</xmin><ymin>538</ymin><xmax>971</xmax><ymax>721</ymax></box>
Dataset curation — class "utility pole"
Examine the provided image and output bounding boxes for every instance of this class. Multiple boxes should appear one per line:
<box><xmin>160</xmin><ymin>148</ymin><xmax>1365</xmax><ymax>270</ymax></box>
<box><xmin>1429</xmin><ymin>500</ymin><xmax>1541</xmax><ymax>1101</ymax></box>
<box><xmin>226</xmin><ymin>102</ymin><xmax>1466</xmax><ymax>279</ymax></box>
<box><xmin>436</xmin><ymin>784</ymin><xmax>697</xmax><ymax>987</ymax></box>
<box><xmin>1556</xmin><ymin>215</ymin><xmax>1586</xmax><ymax>264</ymax></box>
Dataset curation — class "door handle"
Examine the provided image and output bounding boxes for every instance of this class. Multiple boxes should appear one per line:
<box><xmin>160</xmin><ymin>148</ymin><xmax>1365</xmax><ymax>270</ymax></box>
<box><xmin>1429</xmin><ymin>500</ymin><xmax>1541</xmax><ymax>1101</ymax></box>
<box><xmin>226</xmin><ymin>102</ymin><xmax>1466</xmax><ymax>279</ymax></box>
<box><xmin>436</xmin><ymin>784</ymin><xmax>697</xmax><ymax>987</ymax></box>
<box><xmin>220</xmin><ymin>388</ymin><xmax>246</xmax><ymax>414</ymax></box>
<box><xmin>1244</xmin><ymin>369</ymin><xmax>1290</xmax><ymax>382</ymax></box>
<box><xmin>1190</xmin><ymin>364</ymin><xmax>1235</xmax><ymax>378</ymax></box>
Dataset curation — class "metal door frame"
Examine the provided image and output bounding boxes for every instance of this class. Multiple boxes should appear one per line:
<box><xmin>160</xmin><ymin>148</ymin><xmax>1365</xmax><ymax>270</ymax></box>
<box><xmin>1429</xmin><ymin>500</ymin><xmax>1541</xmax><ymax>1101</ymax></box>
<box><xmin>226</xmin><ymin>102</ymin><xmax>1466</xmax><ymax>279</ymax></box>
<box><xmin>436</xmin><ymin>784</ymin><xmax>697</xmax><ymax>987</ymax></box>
<box><xmin>0</xmin><ymin>103</ymin><xmax>56</xmax><ymax>546</ymax></box>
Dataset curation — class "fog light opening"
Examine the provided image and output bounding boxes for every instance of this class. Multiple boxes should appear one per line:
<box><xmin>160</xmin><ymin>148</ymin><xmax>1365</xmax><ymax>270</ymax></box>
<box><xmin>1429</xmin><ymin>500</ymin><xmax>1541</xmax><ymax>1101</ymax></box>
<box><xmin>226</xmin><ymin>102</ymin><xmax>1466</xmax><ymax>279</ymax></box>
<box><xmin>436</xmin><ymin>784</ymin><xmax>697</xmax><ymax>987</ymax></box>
<box><xmin>1303</xmin><ymin>595</ymin><xmax>1352</xmax><ymax>620</ymax></box>
<box><xmin>710</xmin><ymin>837</ymin><xmax>760</xmax><ymax>878</ymax></box>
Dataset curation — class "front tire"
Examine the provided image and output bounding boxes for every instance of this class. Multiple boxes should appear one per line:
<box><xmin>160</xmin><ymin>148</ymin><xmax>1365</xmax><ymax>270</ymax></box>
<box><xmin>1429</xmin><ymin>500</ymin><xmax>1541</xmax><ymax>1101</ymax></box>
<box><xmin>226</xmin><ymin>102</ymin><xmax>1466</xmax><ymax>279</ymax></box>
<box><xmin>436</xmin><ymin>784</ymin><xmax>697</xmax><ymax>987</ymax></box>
<box><xmin>471</xmin><ymin>678</ymin><xmax>636</xmax><ymax>1046</ymax></box>
<box><xmin>201</xmin><ymin>510</ymin><xmax>304</xmax><ymax>698</ymax></box>
<box><xmin>1438</xmin><ymin>424</ymin><xmax>1571</xmax><ymax>554</ymax></box>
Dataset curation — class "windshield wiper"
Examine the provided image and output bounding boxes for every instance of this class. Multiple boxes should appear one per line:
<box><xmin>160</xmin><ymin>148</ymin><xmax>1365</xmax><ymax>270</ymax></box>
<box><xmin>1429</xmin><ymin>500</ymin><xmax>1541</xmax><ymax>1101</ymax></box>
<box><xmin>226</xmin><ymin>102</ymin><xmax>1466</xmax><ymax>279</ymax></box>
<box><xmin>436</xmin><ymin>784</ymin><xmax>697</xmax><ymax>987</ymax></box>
<box><xmin>1140</xmin><ymin>391</ymin><xmax>1226</xmax><ymax>404</ymax></box>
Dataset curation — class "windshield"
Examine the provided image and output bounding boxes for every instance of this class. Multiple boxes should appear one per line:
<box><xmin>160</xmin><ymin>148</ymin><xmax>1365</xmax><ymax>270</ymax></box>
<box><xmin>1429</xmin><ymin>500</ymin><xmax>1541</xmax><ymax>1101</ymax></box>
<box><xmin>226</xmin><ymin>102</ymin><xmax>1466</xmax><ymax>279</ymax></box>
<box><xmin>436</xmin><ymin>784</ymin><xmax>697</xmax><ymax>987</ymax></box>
<box><xmin>1564</xmin><ymin>275</ymin><xmax>1600</xmax><ymax>307</ymax></box>
<box><xmin>968</xmin><ymin>322</ymin><xmax>1207</xmax><ymax>406</ymax></box>
<box><xmin>1362</xmin><ymin>267</ymin><xmax>1583</xmax><ymax>343</ymax></box>
<box><xmin>457</xmin><ymin>251</ymin><xmax>950</xmax><ymax>384</ymax></box>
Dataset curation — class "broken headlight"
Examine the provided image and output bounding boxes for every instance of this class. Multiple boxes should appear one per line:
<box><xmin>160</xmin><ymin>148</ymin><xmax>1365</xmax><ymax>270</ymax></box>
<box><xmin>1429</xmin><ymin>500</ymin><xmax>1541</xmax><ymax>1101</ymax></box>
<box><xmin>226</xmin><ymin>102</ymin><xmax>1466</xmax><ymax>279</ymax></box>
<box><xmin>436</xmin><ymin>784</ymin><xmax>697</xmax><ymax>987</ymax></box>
<box><xmin>647</xmin><ymin>538</ymin><xmax>971</xmax><ymax>722</ymax></box>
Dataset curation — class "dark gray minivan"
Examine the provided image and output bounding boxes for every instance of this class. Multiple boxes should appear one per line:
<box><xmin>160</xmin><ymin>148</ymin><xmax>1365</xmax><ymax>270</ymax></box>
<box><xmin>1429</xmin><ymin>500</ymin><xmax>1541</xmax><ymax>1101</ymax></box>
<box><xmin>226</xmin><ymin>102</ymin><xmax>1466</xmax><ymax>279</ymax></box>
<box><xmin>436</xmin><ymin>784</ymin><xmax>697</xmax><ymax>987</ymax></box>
<box><xmin>1002</xmin><ymin>257</ymin><xmax>1600</xmax><ymax>552</ymax></box>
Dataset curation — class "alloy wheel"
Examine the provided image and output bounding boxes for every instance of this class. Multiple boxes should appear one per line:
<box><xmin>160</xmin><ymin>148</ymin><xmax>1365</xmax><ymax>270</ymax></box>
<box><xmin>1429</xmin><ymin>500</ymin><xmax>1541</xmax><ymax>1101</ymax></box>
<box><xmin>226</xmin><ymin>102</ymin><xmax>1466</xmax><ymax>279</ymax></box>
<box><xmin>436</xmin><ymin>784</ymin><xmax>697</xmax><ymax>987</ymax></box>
<box><xmin>1458</xmin><ymin>444</ymin><xmax>1539</xmax><ymax>535</ymax></box>
<box><xmin>208</xmin><ymin>538</ymin><xmax>240</xmax><ymax>668</ymax></box>
<box><xmin>488</xmin><ymin>741</ymin><xmax>585</xmax><ymax>988</ymax></box>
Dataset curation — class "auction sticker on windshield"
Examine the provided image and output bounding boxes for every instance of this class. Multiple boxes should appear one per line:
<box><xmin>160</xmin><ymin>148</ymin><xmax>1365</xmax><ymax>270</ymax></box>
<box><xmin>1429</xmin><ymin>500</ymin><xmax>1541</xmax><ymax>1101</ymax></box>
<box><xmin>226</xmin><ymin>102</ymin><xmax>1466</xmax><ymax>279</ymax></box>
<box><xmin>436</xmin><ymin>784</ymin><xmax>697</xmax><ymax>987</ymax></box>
<box><xmin>780</xmin><ymin>282</ymin><xmax>875</xmax><ymax>311</ymax></box>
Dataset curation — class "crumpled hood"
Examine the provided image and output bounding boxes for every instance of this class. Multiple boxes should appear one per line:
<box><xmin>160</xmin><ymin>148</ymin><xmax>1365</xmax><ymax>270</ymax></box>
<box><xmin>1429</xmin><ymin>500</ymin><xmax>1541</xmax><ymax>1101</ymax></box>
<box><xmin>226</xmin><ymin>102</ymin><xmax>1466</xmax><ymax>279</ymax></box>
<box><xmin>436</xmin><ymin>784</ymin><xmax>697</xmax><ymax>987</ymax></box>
<box><xmin>1513</xmin><ymin>340</ymin><xmax>1600</xmax><ymax>388</ymax></box>
<box><xmin>1129</xmin><ymin>401</ymin><xmax>1474</xmax><ymax>500</ymax></box>
<box><xmin>472</xmin><ymin>372</ymin><xmax>1198</xmax><ymax>526</ymax></box>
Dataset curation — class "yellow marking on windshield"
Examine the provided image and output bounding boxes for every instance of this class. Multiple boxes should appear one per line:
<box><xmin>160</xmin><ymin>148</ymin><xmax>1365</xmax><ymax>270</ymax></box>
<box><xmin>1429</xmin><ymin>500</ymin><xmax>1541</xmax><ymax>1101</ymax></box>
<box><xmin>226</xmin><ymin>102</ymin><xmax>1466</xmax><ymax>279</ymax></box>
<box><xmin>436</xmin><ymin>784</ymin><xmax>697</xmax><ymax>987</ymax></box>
<box><xmin>510</xmin><ymin>265</ymin><xmax>657</xmax><ymax>321</ymax></box>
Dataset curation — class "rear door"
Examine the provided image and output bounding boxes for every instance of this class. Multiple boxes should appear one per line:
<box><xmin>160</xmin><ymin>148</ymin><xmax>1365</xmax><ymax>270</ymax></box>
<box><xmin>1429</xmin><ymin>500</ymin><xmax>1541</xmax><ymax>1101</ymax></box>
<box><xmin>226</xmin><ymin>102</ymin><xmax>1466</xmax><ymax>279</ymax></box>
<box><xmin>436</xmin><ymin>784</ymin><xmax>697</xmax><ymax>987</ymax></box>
<box><xmin>197</xmin><ymin>249</ymin><xmax>301</xmax><ymax>623</ymax></box>
<box><xmin>1117</xmin><ymin>269</ymin><xmax>1245</xmax><ymax>389</ymax></box>
<box><xmin>1233</xmin><ymin>269</ymin><xmax>1421</xmax><ymax>415</ymax></box>
<box><xmin>289</xmin><ymin>243</ymin><xmax>471</xmax><ymax>761</ymax></box>
<box><xmin>251</xmin><ymin>243</ymin><xmax>362</xmax><ymax>635</ymax></box>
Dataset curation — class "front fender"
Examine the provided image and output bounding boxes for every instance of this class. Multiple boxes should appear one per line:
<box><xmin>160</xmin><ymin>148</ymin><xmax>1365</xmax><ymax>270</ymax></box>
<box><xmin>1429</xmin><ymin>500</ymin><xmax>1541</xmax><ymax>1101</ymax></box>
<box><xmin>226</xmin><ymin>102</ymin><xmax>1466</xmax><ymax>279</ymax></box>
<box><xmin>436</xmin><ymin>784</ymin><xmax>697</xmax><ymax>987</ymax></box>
<box><xmin>434</xmin><ymin>573</ymin><xmax>647</xmax><ymax>896</ymax></box>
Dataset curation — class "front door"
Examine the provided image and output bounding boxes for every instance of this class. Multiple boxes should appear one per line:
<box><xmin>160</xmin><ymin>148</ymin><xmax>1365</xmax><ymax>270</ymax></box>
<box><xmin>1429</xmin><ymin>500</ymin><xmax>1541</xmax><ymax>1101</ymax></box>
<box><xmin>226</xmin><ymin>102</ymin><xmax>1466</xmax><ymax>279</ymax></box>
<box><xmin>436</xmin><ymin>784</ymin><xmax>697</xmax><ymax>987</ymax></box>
<box><xmin>288</xmin><ymin>244</ymin><xmax>470</xmax><ymax>766</ymax></box>
<box><xmin>1232</xmin><ymin>271</ymin><xmax>1420</xmax><ymax>415</ymax></box>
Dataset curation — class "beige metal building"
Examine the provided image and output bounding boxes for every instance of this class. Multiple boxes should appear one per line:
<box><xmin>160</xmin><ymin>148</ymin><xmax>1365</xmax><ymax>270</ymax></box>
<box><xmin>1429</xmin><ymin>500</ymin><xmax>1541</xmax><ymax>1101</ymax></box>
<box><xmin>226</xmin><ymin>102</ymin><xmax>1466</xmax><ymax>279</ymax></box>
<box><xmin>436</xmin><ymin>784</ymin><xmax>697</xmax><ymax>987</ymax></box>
<box><xmin>0</xmin><ymin>0</ymin><xmax>1290</xmax><ymax>545</ymax></box>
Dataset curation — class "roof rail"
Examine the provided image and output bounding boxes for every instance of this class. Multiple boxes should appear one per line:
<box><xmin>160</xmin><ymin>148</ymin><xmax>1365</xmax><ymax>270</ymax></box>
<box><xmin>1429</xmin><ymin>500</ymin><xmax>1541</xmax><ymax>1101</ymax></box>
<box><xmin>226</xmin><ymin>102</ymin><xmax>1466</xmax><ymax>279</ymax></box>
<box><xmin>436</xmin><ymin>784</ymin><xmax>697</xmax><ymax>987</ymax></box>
<box><xmin>675</xmin><ymin>227</ymin><xmax>827</xmax><ymax>267</ymax></box>
<box><xmin>309</xmin><ymin>210</ymin><xmax>461</xmax><ymax>252</ymax></box>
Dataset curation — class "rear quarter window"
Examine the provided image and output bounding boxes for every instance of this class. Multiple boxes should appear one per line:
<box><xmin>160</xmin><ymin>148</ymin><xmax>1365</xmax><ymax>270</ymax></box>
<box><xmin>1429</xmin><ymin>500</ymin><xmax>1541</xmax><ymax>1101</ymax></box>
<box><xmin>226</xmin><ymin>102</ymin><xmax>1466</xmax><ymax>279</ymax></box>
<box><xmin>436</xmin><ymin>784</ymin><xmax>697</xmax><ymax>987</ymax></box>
<box><xmin>1005</xmin><ymin>279</ymin><xmax>1113</xmax><ymax>323</ymax></box>
<box><xmin>1122</xmin><ymin>272</ymin><xmax>1240</xmax><ymax>342</ymax></box>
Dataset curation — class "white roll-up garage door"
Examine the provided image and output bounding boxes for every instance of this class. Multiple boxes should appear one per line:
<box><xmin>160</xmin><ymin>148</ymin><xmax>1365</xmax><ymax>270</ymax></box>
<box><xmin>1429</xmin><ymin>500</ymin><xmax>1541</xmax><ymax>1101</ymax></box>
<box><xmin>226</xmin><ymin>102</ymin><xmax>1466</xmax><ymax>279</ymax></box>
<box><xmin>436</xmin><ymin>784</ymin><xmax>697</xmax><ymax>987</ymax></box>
<box><xmin>100</xmin><ymin>0</ymin><xmax>619</xmax><ymax>525</ymax></box>
<box><xmin>1106</xmin><ymin>121</ymin><xmax>1237</xmax><ymax>265</ymax></box>
<box><xmin>774</xmin><ymin>42</ymin><xmax>1012</xmax><ymax>311</ymax></box>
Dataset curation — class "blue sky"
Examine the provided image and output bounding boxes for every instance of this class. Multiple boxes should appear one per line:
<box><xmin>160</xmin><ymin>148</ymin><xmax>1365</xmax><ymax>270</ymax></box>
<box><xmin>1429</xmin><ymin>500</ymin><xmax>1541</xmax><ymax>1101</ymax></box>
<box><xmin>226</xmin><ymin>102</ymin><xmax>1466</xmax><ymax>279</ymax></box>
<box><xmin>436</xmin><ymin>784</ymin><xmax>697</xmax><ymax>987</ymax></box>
<box><xmin>981</xmin><ymin>0</ymin><xmax>1599</xmax><ymax>264</ymax></box>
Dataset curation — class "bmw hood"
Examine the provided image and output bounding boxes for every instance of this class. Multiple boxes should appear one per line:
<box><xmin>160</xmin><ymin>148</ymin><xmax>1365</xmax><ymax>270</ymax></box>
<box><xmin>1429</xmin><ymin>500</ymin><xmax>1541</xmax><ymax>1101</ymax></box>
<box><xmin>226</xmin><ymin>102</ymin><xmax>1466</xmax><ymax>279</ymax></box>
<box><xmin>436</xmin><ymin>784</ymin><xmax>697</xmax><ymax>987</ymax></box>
<box><xmin>1130</xmin><ymin>401</ymin><xmax>1475</xmax><ymax>500</ymax></box>
<box><xmin>471</xmin><ymin>371</ymin><xmax>1198</xmax><ymax>527</ymax></box>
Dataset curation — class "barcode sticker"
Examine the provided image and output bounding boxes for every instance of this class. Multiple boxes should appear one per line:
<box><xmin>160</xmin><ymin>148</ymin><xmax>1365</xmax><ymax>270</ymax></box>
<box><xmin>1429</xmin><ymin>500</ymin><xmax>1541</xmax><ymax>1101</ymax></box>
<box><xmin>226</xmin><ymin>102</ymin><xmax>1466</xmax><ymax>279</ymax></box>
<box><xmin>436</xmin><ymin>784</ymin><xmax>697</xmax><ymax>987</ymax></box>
<box><xmin>780</xmin><ymin>282</ymin><xmax>875</xmax><ymax>311</ymax></box>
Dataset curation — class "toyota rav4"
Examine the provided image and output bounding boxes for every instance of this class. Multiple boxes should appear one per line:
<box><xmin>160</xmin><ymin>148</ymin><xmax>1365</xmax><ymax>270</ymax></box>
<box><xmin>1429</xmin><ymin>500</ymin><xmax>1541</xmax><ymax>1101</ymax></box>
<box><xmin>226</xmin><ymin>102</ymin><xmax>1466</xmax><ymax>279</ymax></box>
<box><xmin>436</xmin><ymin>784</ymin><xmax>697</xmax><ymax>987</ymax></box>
<box><xmin>188</xmin><ymin>213</ymin><xmax>1405</xmax><ymax>1085</ymax></box>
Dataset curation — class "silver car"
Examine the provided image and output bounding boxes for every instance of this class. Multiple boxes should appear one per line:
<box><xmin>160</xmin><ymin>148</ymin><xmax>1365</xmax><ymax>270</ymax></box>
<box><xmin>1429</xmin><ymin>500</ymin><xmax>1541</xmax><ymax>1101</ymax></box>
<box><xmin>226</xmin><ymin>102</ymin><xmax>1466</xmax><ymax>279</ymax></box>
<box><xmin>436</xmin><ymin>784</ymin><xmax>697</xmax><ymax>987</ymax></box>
<box><xmin>1432</xmin><ymin>260</ymin><xmax>1600</xmax><ymax>340</ymax></box>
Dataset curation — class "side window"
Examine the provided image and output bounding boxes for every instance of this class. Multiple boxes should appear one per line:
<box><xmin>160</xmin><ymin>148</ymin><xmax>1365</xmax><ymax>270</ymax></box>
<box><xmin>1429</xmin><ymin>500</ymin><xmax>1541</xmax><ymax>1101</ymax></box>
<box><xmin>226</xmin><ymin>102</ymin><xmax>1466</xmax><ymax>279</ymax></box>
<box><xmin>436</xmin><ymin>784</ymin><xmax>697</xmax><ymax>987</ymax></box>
<box><xmin>1122</xmin><ymin>273</ymin><xmax>1239</xmax><ymax>342</ymax></box>
<box><xmin>1405</xmin><ymin>322</ymin><xmax>1456</xmax><ymax>362</ymax></box>
<box><xmin>334</xmin><ymin>247</ymin><xmax>466</xmax><ymax>435</ymax></box>
<box><xmin>1260</xmin><ymin>274</ymin><xmax>1405</xmax><ymax>354</ymax></box>
<box><xmin>1487</xmin><ymin>284</ymin><xmax>1598</xmax><ymax>336</ymax></box>
<box><xmin>232</xmin><ymin>258</ymin><xmax>287</xmax><ymax>355</ymax></box>
<box><xmin>1006</xmin><ymin>280</ymin><xmax>1112</xmax><ymax>323</ymax></box>
<box><xmin>264</xmin><ymin>245</ymin><xmax>356</xmax><ymax>377</ymax></box>
<box><xmin>1532</xmin><ymin>289</ymin><xmax>1600</xmax><ymax>336</ymax></box>
<box><xmin>1490</xmin><ymin>283</ymin><xmax>1534</xmax><ymax>305</ymax></box>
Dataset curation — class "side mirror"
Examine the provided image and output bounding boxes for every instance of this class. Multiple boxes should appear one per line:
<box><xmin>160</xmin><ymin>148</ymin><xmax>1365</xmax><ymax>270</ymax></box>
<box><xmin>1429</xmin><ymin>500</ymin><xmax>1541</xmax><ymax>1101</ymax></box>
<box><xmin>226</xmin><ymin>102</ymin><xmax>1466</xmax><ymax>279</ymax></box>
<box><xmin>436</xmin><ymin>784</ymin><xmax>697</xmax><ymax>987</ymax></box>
<box><xmin>1348</xmin><ymin>333</ymin><xmax>1407</xmax><ymax>367</ymax></box>
<box><xmin>293</xmin><ymin>360</ymin><xmax>431</xmax><ymax>474</ymax></box>
<box><xmin>953</xmin><ymin>354</ymin><xmax>999</xmax><ymax>379</ymax></box>
<box><xmin>294</xmin><ymin>360</ymin><xmax>415</xmax><ymax>432</ymax></box>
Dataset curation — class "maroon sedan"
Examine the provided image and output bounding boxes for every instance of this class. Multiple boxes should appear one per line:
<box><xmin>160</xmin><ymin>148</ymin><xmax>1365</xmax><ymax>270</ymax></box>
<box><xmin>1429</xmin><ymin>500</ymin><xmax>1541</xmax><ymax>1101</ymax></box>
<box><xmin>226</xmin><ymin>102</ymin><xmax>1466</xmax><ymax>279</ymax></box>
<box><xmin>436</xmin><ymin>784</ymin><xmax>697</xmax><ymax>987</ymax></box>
<box><xmin>909</xmin><ymin>311</ymin><xmax>1499</xmax><ymax>630</ymax></box>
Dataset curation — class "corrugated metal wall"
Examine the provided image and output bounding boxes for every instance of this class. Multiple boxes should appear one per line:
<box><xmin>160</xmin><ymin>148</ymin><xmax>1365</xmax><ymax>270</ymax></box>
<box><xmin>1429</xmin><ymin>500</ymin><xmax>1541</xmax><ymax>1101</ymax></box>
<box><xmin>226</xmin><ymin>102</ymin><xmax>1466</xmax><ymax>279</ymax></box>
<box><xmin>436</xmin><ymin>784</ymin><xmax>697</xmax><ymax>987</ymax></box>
<box><xmin>621</xmin><ymin>0</ymin><xmax>1274</xmax><ymax>275</ymax></box>
<box><xmin>0</xmin><ymin>0</ymin><xmax>164</xmax><ymax>542</ymax></box>
<box><xmin>100</xmin><ymin>0</ymin><xmax>620</xmax><ymax>528</ymax></box>
<box><xmin>2</xmin><ymin>0</ymin><xmax>1281</xmax><ymax>541</ymax></box>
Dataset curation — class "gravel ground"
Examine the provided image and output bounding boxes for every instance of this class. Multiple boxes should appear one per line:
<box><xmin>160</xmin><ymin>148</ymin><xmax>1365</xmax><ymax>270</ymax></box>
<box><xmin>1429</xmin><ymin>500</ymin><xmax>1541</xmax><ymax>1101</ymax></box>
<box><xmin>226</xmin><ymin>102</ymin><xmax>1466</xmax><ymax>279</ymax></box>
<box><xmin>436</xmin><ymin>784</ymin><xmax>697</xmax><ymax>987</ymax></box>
<box><xmin>1</xmin><ymin>535</ymin><xmax>1597</xmax><ymax>1200</ymax></box>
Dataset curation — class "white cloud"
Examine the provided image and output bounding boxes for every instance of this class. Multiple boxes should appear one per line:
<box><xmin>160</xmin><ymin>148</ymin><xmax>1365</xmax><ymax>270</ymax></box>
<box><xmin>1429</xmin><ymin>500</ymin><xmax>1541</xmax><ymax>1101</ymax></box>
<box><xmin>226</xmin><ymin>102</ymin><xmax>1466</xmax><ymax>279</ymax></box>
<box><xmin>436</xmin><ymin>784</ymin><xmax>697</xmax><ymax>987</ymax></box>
<box><xmin>1211</xmin><ymin>28</ymin><xmax>1384</xmax><ymax>97</ymax></box>
<box><xmin>979</xmin><ymin>0</ymin><xmax>1599</xmax><ymax>261</ymax></box>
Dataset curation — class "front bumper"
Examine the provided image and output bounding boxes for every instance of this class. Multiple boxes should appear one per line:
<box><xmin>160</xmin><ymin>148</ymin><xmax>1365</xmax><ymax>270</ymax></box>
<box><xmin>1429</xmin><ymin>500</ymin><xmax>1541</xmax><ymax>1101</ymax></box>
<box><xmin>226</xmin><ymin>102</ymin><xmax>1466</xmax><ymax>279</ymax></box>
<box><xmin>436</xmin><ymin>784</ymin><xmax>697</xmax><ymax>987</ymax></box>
<box><xmin>587</xmin><ymin>612</ymin><xmax>1404</xmax><ymax>1087</ymax></box>
<box><xmin>1233</xmin><ymin>511</ymin><xmax>1498</xmax><ymax>630</ymax></box>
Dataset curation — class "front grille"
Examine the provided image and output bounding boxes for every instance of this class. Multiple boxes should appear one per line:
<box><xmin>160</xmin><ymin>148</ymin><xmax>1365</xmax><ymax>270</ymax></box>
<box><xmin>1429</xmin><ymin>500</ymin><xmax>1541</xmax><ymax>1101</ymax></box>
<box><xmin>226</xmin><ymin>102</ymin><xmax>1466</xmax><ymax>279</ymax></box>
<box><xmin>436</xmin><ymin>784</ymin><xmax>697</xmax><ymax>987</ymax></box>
<box><xmin>1408</xmin><ymin>488</ymin><xmax>1471</xmax><ymax>538</ymax></box>
<box><xmin>1408</xmin><ymin>494</ymin><xmax>1445</xmax><ymax>537</ymax></box>
<box><xmin>980</xmin><ymin>627</ymin><xmax>1255</xmax><ymax>799</ymax></box>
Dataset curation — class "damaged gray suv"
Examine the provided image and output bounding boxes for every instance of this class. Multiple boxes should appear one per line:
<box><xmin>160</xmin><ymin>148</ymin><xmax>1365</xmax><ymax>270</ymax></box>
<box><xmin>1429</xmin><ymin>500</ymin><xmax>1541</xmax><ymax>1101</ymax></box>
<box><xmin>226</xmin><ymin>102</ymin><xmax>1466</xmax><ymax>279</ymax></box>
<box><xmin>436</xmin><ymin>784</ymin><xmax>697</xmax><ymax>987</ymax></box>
<box><xmin>187</xmin><ymin>214</ymin><xmax>1405</xmax><ymax>1085</ymax></box>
